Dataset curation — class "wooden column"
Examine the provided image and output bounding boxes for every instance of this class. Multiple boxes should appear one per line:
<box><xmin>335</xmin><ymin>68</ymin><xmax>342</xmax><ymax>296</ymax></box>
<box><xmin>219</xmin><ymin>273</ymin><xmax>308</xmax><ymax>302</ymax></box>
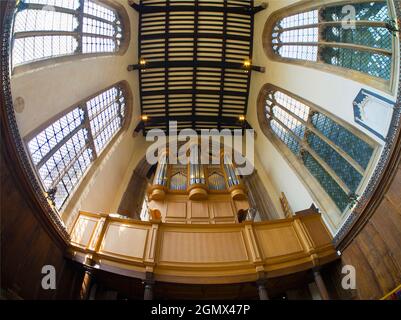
<box><xmin>79</xmin><ymin>270</ymin><xmax>93</xmax><ymax>300</ymax></box>
<box><xmin>256</xmin><ymin>279</ymin><xmax>269</xmax><ymax>300</ymax></box>
<box><xmin>143</xmin><ymin>273</ymin><xmax>155</xmax><ymax>300</ymax></box>
<box><xmin>313</xmin><ymin>268</ymin><xmax>330</xmax><ymax>300</ymax></box>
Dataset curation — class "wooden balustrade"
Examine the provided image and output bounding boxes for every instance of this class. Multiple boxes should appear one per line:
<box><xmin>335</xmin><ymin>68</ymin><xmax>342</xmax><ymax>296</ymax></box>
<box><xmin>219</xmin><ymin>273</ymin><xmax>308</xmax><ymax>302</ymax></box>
<box><xmin>69</xmin><ymin>211</ymin><xmax>338</xmax><ymax>284</ymax></box>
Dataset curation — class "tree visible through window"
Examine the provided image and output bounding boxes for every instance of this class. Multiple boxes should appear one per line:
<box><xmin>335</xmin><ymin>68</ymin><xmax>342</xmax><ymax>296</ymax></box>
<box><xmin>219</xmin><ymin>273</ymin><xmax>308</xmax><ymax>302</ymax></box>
<box><xmin>270</xmin><ymin>1</ymin><xmax>394</xmax><ymax>80</ymax></box>
<box><xmin>11</xmin><ymin>0</ymin><xmax>123</xmax><ymax>68</ymax></box>
<box><xmin>26</xmin><ymin>84</ymin><xmax>127</xmax><ymax>211</ymax></box>
<box><xmin>262</xmin><ymin>85</ymin><xmax>377</xmax><ymax>212</ymax></box>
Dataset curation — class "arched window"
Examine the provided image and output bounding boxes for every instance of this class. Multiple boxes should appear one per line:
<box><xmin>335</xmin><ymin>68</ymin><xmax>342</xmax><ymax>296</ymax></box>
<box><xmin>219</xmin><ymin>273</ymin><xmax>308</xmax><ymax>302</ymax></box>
<box><xmin>25</xmin><ymin>83</ymin><xmax>128</xmax><ymax>211</ymax></box>
<box><xmin>265</xmin><ymin>1</ymin><xmax>397</xmax><ymax>89</ymax></box>
<box><xmin>258</xmin><ymin>84</ymin><xmax>379</xmax><ymax>214</ymax></box>
<box><xmin>11</xmin><ymin>0</ymin><xmax>124</xmax><ymax>69</ymax></box>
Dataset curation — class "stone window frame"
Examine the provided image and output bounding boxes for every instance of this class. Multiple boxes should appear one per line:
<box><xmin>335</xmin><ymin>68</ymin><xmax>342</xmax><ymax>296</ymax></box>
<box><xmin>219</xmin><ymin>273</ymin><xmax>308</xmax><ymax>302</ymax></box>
<box><xmin>257</xmin><ymin>83</ymin><xmax>382</xmax><ymax>232</ymax></box>
<box><xmin>10</xmin><ymin>0</ymin><xmax>131</xmax><ymax>75</ymax></box>
<box><xmin>262</xmin><ymin>0</ymin><xmax>400</xmax><ymax>94</ymax></box>
<box><xmin>22</xmin><ymin>80</ymin><xmax>133</xmax><ymax>215</ymax></box>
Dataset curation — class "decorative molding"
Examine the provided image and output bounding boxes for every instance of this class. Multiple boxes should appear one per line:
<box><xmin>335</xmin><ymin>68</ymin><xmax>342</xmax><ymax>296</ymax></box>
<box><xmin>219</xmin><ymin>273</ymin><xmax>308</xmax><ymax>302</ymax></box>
<box><xmin>1</xmin><ymin>1</ymin><xmax>70</xmax><ymax>242</ymax></box>
<box><xmin>353</xmin><ymin>89</ymin><xmax>395</xmax><ymax>141</ymax></box>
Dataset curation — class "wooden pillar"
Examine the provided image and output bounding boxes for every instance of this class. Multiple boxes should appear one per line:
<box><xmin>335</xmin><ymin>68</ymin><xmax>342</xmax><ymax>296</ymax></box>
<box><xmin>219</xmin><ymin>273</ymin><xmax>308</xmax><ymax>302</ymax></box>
<box><xmin>256</xmin><ymin>279</ymin><xmax>269</xmax><ymax>300</ymax></box>
<box><xmin>313</xmin><ymin>268</ymin><xmax>330</xmax><ymax>300</ymax></box>
<box><xmin>88</xmin><ymin>283</ymin><xmax>97</xmax><ymax>300</ymax></box>
<box><xmin>79</xmin><ymin>270</ymin><xmax>93</xmax><ymax>300</ymax></box>
<box><xmin>143</xmin><ymin>273</ymin><xmax>155</xmax><ymax>300</ymax></box>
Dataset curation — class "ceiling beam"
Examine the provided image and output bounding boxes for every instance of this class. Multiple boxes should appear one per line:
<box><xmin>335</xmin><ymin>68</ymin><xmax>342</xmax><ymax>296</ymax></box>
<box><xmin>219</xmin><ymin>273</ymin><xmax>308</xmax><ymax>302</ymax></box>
<box><xmin>191</xmin><ymin>0</ymin><xmax>199</xmax><ymax>129</ymax></box>
<box><xmin>140</xmin><ymin>88</ymin><xmax>248</xmax><ymax>97</ymax></box>
<box><xmin>140</xmin><ymin>32</ymin><xmax>250</xmax><ymax>42</ymax></box>
<box><xmin>128</xmin><ymin>60</ymin><xmax>264</xmax><ymax>72</ymax></box>
<box><xmin>217</xmin><ymin>0</ymin><xmax>228</xmax><ymax>131</ymax></box>
<box><xmin>130</xmin><ymin>3</ymin><xmax>267</xmax><ymax>15</ymax></box>
<box><xmin>134</xmin><ymin>116</ymin><xmax>252</xmax><ymax>135</ymax></box>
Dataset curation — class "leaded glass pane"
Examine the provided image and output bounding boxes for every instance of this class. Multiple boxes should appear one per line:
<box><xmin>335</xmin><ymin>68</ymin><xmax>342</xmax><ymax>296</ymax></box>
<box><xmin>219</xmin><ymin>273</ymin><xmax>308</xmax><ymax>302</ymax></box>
<box><xmin>273</xmin><ymin>91</ymin><xmax>310</xmax><ymax>121</ymax></box>
<box><xmin>279</xmin><ymin>27</ymin><xmax>318</xmax><ymax>43</ymax></box>
<box><xmin>37</xmin><ymin>128</ymin><xmax>89</xmax><ymax>189</ymax></box>
<box><xmin>11</xmin><ymin>0</ymin><xmax>122</xmax><ymax>68</ymax></box>
<box><xmin>53</xmin><ymin>148</ymin><xmax>93</xmax><ymax>209</ymax></box>
<box><xmin>302</xmin><ymin>152</ymin><xmax>349</xmax><ymax>211</ymax></box>
<box><xmin>14</xmin><ymin>9</ymin><xmax>78</xmax><ymax>33</ymax></box>
<box><xmin>82</xmin><ymin>36</ymin><xmax>118</xmax><ymax>54</ymax></box>
<box><xmin>311</xmin><ymin>112</ymin><xmax>374</xmax><ymax>169</ymax></box>
<box><xmin>307</xmin><ymin>132</ymin><xmax>363</xmax><ymax>192</ymax></box>
<box><xmin>324</xmin><ymin>26</ymin><xmax>392</xmax><ymax>50</ymax></box>
<box><xmin>84</xmin><ymin>0</ymin><xmax>117</xmax><ymax>23</ymax></box>
<box><xmin>23</xmin><ymin>0</ymin><xmax>80</xmax><ymax>10</ymax></box>
<box><xmin>271</xmin><ymin>120</ymin><xmax>301</xmax><ymax>155</ymax></box>
<box><xmin>12</xmin><ymin>35</ymin><xmax>78</xmax><ymax>66</ymax></box>
<box><xmin>270</xmin><ymin>1</ymin><xmax>393</xmax><ymax>81</ymax></box>
<box><xmin>83</xmin><ymin>17</ymin><xmax>118</xmax><ymax>37</ymax></box>
<box><xmin>27</xmin><ymin>107</ymin><xmax>85</xmax><ymax>165</ymax></box>
<box><xmin>26</xmin><ymin>85</ymin><xmax>127</xmax><ymax>212</ymax></box>
<box><xmin>88</xmin><ymin>86</ymin><xmax>124</xmax><ymax>155</ymax></box>
<box><xmin>320</xmin><ymin>47</ymin><xmax>391</xmax><ymax>80</ymax></box>
<box><xmin>272</xmin><ymin>106</ymin><xmax>306</xmax><ymax>139</ymax></box>
<box><xmin>275</xmin><ymin>45</ymin><xmax>318</xmax><ymax>61</ymax></box>
<box><xmin>278</xmin><ymin>10</ymin><xmax>319</xmax><ymax>28</ymax></box>
<box><xmin>264</xmin><ymin>87</ymin><xmax>376</xmax><ymax>213</ymax></box>
<box><xmin>321</xmin><ymin>1</ymin><xmax>389</xmax><ymax>22</ymax></box>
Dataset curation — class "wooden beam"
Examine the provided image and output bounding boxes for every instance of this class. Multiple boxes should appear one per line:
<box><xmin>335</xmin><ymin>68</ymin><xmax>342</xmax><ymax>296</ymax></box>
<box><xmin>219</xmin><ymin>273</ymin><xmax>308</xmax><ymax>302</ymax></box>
<box><xmin>131</xmin><ymin>4</ymin><xmax>267</xmax><ymax>15</ymax></box>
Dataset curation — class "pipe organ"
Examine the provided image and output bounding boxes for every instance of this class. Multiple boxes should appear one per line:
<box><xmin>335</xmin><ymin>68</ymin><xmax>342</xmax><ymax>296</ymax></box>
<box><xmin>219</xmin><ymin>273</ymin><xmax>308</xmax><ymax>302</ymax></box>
<box><xmin>148</xmin><ymin>146</ymin><xmax>249</xmax><ymax>224</ymax></box>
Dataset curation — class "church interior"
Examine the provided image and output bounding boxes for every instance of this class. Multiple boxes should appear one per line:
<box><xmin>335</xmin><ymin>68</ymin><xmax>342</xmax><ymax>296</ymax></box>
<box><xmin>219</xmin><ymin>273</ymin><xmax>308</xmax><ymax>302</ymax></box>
<box><xmin>1</xmin><ymin>0</ymin><xmax>401</xmax><ymax>300</ymax></box>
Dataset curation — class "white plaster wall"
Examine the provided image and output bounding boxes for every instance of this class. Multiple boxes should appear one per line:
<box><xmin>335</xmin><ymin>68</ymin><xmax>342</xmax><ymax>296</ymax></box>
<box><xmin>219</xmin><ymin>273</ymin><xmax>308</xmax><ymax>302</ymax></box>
<box><xmin>9</xmin><ymin>0</ymin><xmax>143</xmax><ymax>227</ymax></box>
<box><xmin>248</xmin><ymin>0</ymin><xmax>399</xmax><ymax>228</ymax></box>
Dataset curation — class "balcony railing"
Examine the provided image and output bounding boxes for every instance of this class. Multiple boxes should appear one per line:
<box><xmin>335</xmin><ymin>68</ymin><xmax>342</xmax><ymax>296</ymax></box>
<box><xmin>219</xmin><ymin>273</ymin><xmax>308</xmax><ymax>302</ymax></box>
<box><xmin>69</xmin><ymin>210</ymin><xmax>338</xmax><ymax>284</ymax></box>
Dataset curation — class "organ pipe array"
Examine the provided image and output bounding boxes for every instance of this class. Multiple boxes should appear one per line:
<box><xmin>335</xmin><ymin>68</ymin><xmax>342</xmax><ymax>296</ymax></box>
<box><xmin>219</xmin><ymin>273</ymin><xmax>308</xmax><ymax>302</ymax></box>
<box><xmin>149</xmin><ymin>145</ymin><xmax>246</xmax><ymax>201</ymax></box>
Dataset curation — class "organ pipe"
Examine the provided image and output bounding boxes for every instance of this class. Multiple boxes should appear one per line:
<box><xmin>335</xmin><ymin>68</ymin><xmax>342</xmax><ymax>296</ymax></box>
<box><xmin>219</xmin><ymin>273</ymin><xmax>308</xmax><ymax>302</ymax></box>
<box><xmin>223</xmin><ymin>153</ymin><xmax>240</xmax><ymax>187</ymax></box>
<box><xmin>189</xmin><ymin>144</ymin><xmax>205</xmax><ymax>185</ymax></box>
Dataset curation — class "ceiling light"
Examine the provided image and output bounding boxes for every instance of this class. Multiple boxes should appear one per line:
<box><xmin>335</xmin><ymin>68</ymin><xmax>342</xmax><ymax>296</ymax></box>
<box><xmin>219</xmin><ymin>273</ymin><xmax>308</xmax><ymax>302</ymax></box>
<box><xmin>243</xmin><ymin>59</ymin><xmax>251</xmax><ymax>68</ymax></box>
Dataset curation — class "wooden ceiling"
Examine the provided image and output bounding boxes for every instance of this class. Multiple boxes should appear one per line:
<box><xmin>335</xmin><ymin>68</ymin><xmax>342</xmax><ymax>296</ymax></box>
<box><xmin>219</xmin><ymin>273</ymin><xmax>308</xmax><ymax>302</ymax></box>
<box><xmin>130</xmin><ymin>0</ymin><xmax>264</xmax><ymax>134</ymax></box>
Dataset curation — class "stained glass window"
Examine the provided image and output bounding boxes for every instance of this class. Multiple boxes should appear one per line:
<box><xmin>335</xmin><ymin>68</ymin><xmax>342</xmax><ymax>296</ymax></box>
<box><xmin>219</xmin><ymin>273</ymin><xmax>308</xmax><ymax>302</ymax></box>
<box><xmin>26</xmin><ymin>84</ymin><xmax>127</xmax><ymax>211</ymax></box>
<box><xmin>11</xmin><ymin>0</ymin><xmax>123</xmax><ymax>68</ymax></box>
<box><xmin>270</xmin><ymin>1</ymin><xmax>394</xmax><ymax>80</ymax></box>
<box><xmin>263</xmin><ymin>86</ymin><xmax>376</xmax><ymax>212</ymax></box>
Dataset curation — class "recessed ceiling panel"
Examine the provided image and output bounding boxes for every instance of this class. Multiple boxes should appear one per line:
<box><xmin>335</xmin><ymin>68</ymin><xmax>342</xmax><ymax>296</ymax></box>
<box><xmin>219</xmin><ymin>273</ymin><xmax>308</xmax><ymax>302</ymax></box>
<box><xmin>136</xmin><ymin>0</ymin><xmax>256</xmax><ymax>133</ymax></box>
